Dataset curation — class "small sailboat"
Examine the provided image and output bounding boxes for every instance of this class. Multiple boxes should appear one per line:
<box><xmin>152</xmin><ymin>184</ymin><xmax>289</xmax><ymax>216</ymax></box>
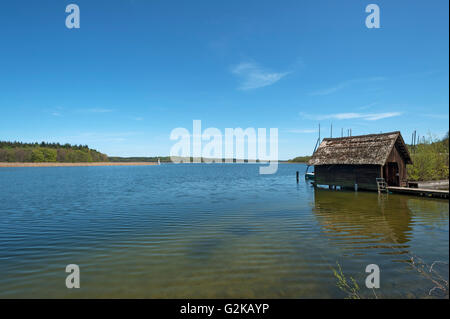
<box><xmin>158</xmin><ymin>158</ymin><xmax>161</xmax><ymax>165</ymax></box>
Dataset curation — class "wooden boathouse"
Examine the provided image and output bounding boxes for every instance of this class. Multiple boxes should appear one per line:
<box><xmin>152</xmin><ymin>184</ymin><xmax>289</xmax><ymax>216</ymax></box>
<box><xmin>308</xmin><ymin>131</ymin><xmax>412</xmax><ymax>191</ymax></box>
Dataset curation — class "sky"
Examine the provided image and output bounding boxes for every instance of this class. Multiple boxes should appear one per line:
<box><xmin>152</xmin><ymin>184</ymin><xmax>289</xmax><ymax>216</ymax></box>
<box><xmin>0</xmin><ymin>0</ymin><xmax>448</xmax><ymax>159</ymax></box>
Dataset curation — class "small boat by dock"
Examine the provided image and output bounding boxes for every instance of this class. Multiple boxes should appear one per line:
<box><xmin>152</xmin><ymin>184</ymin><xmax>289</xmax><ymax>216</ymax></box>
<box><xmin>305</xmin><ymin>172</ymin><xmax>315</xmax><ymax>180</ymax></box>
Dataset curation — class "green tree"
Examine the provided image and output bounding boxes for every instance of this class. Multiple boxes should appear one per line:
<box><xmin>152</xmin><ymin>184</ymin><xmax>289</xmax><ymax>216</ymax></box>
<box><xmin>31</xmin><ymin>149</ymin><xmax>45</xmax><ymax>162</ymax></box>
<box><xmin>1</xmin><ymin>140</ymin><xmax>108</xmax><ymax>163</ymax></box>
<box><xmin>407</xmin><ymin>133</ymin><xmax>449</xmax><ymax>181</ymax></box>
<box><xmin>42</xmin><ymin>148</ymin><xmax>57</xmax><ymax>162</ymax></box>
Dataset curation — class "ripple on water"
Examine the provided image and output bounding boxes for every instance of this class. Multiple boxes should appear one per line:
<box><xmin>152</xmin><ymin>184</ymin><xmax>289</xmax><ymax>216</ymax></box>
<box><xmin>0</xmin><ymin>164</ymin><xmax>448</xmax><ymax>298</ymax></box>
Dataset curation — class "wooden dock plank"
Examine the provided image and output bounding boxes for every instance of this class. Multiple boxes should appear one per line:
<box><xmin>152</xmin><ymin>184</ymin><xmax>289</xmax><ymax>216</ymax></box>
<box><xmin>387</xmin><ymin>186</ymin><xmax>449</xmax><ymax>199</ymax></box>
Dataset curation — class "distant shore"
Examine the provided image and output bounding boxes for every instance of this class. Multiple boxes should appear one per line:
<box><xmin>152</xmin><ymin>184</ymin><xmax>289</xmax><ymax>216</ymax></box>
<box><xmin>0</xmin><ymin>162</ymin><xmax>158</xmax><ymax>167</ymax></box>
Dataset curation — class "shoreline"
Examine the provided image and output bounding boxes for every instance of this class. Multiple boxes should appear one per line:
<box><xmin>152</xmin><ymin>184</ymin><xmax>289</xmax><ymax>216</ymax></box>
<box><xmin>0</xmin><ymin>162</ymin><xmax>158</xmax><ymax>167</ymax></box>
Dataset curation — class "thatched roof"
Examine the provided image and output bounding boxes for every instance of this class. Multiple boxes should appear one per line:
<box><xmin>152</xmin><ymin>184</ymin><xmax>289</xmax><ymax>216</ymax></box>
<box><xmin>308</xmin><ymin>131</ymin><xmax>412</xmax><ymax>166</ymax></box>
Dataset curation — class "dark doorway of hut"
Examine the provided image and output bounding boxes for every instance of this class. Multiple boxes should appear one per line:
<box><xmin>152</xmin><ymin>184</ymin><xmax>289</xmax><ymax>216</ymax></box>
<box><xmin>384</xmin><ymin>162</ymin><xmax>400</xmax><ymax>186</ymax></box>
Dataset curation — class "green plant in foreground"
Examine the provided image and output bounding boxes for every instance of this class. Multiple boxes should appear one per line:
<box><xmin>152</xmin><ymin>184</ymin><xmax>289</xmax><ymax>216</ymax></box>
<box><xmin>332</xmin><ymin>257</ymin><xmax>448</xmax><ymax>299</ymax></box>
<box><xmin>332</xmin><ymin>262</ymin><xmax>361</xmax><ymax>299</ymax></box>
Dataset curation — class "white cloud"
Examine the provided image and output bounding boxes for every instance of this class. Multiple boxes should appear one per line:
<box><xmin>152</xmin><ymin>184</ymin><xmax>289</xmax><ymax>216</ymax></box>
<box><xmin>301</xmin><ymin>112</ymin><xmax>402</xmax><ymax>121</ymax></box>
<box><xmin>310</xmin><ymin>83</ymin><xmax>348</xmax><ymax>96</ymax></box>
<box><xmin>310</xmin><ymin>77</ymin><xmax>385</xmax><ymax>96</ymax></box>
<box><xmin>46</xmin><ymin>107</ymin><xmax>113</xmax><ymax>117</ymax></box>
<box><xmin>363</xmin><ymin>112</ymin><xmax>402</xmax><ymax>121</ymax></box>
<box><xmin>231</xmin><ymin>62</ymin><xmax>289</xmax><ymax>90</ymax></box>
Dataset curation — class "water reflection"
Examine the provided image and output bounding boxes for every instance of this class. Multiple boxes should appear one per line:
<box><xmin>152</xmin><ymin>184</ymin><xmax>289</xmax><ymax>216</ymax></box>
<box><xmin>312</xmin><ymin>189</ymin><xmax>413</xmax><ymax>252</ymax></box>
<box><xmin>407</xmin><ymin>198</ymin><xmax>449</xmax><ymax>228</ymax></box>
<box><xmin>312</xmin><ymin>189</ymin><xmax>449</xmax><ymax>298</ymax></box>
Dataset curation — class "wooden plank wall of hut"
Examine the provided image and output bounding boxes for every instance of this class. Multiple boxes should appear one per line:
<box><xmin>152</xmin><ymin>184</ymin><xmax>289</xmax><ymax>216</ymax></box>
<box><xmin>383</xmin><ymin>144</ymin><xmax>408</xmax><ymax>186</ymax></box>
<box><xmin>315</xmin><ymin>164</ymin><xmax>381</xmax><ymax>190</ymax></box>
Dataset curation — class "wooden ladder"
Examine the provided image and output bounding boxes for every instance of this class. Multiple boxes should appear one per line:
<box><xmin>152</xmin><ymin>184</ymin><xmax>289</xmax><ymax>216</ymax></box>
<box><xmin>376</xmin><ymin>178</ymin><xmax>388</xmax><ymax>194</ymax></box>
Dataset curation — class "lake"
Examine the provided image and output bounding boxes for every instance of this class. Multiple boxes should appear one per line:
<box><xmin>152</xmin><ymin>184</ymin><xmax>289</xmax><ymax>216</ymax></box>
<box><xmin>0</xmin><ymin>164</ymin><xmax>448</xmax><ymax>298</ymax></box>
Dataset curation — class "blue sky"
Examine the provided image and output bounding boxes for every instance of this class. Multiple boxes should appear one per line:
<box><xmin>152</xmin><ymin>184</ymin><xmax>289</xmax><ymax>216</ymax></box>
<box><xmin>0</xmin><ymin>0</ymin><xmax>448</xmax><ymax>159</ymax></box>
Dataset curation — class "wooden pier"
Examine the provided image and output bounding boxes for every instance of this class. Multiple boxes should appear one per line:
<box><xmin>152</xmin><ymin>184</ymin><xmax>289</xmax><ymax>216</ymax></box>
<box><xmin>387</xmin><ymin>186</ymin><xmax>449</xmax><ymax>199</ymax></box>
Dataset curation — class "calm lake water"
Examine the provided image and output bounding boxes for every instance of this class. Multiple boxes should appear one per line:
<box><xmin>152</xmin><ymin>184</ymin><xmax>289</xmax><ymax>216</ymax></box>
<box><xmin>0</xmin><ymin>164</ymin><xmax>448</xmax><ymax>298</ymax></box>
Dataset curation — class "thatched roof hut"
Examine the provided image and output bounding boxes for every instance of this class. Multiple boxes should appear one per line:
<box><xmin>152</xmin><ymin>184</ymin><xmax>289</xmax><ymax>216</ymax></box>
<box><xmin>308</xmin><ymin>131</ymin><xmax>412</xmax><ymax>166</ymax></box>
<box><xmin>308</xmin><ymin>131</ymin><xmax>412</xmax><ymax>190</ymax></box>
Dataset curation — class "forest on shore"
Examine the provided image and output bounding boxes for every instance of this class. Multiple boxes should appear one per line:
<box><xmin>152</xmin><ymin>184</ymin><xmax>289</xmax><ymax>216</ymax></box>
<box><xmin>0</xmin><ymin>141</ymin><xmax>108</xmax><ymax>163</ymax></box>
<box><xmin>287</xmin><ymin>156</ymin><xmax>312</xmax><ymax>163</ymax></box>
<box><xmin>407</xmin><ymin>133</ymin><xmax>449</xmax><ymax>181</ymax></box>
<box><xmin>109</xmin><ymin>156</ymin><xmax>171</xmax><ymax>163</ymax></box>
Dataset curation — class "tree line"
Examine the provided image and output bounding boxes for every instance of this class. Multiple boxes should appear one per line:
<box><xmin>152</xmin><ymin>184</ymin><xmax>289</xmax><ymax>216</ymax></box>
<box><xmin>108</xmin><ymin>156</ymin><xmax>171</xmax><ymax>163</ymax></box>
<box><xmin>0</xmin><ymin>141</ymin><xmax>108</xmax><ymax>163</ymax></box>
<box><xmin>407</xmin><ymin>132</ymin><xmax>449</xmax><ymax>181</ymax></box>
<box><xmin>288</xmin><ymin>156</ymin><xmax>312</xmax><ymax>163</ymax></box>
<box><xmin>109</xmin><ymin>156</ymin><xmax>268</xmax><ymax>163</ymax></box>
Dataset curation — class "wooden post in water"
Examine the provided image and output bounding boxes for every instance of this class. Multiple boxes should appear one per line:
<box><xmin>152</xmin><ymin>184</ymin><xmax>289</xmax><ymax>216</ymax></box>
<box><xmin>296</xmin><ymin>171</ymin><xmax>299</xmax><ymax>183</ymax></box>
